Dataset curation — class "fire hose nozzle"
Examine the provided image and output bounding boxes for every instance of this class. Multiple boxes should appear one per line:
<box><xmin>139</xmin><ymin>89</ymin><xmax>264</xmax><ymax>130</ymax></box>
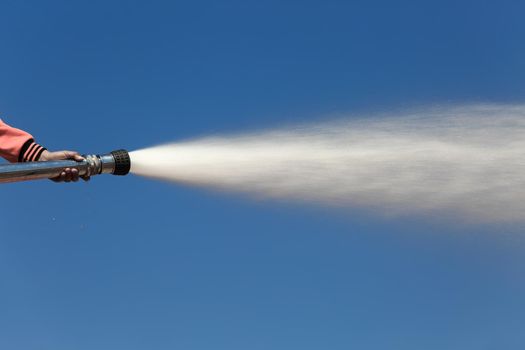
<box><xmin>0</xmin><ymin>149</ymin><xmax>131</xmax><ymax>183</ymax></box>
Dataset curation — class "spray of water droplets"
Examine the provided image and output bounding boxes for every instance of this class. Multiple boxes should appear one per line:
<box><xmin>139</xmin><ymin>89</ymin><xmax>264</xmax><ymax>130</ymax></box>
<box><xmin>130</xmin><ymin>104</ymin><xmax>525</xmax><ymax>222</ymax></box>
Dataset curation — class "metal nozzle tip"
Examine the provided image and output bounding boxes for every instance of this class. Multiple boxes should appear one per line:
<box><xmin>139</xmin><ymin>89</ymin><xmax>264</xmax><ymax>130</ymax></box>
<box><xmin>110</xmin><ymin>149</ymin><xmax>131</xmax><ymax>176</ymax></box>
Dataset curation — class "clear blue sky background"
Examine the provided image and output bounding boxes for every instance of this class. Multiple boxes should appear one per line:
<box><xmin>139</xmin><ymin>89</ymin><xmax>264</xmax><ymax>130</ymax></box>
<box><xmin>1</xmin><ymin>1</ymin><xmax>525</xmax><ymax>349</ymax></box>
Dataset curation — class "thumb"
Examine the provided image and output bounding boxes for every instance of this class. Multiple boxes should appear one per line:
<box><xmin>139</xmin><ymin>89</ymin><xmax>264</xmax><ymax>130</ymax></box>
<box><xmin>62</xmin><ymin>151</ymin><xmax>84</xmax><ymax>161</ymax></box>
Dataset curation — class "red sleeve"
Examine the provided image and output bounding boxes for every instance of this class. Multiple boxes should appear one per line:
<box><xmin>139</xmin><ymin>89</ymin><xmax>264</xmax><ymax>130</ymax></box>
<box><xmin>0</xmin><ymin>119</ymin><xmax>46</xmax><ymax>163</ymax></box>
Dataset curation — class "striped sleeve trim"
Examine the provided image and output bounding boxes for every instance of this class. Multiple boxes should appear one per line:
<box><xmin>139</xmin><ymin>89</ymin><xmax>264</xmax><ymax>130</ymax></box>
<box><xmin>18</xmin><ymin>138</ymin><xmax>34</xmax><ymax>162</ymax></box>
<box><xmin>19</xmin><ymin>140</ymin><xmax>47</xmax><ymax>162</ymax></box>
<box><xmin>34</xmin><ymin>146</ymin><xmax>46</xmax><ymax>161</ymax></box>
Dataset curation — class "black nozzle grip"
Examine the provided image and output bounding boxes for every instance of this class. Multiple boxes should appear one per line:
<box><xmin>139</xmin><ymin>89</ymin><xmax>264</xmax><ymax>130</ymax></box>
<box><xmin>111</xmin><ymin>149</ymin><xmax>131</xmax><ymax>176</ymax></box>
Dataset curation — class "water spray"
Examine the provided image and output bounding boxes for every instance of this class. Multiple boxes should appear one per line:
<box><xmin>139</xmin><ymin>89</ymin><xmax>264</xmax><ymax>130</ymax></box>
<box><xmin>129</xmin><ymin>104</ymin><xmax>525</xmax><ymax>223</ymax></box>
<box><xmin>0</xmin><ymin>149</ymin><xmax>130</xmax><ymax>183</ymax></box>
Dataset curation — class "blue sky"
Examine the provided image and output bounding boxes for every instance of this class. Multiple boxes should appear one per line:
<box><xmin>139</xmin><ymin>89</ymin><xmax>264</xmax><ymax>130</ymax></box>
<box><xmin>1</xmin><ymin>1</ymin><xmax>525</xmax><ymax>349</ymax></box>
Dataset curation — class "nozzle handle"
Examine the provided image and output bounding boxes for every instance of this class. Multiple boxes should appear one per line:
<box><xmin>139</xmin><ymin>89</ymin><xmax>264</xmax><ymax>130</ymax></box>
<box><xmin>0</xmin><ymin>149</ymin><xmax>130</xmax><ymax>183</ymax></box>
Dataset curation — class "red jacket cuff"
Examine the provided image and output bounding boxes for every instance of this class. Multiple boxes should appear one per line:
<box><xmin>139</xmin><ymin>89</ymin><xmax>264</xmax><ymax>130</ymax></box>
<box><xmin>19</xmin><ymin>139</ymin><xmax>47</xmax><ymax>162</ymax></box>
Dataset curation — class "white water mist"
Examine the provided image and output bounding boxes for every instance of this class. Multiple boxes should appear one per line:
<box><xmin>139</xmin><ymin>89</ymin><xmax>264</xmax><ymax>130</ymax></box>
<box><xmin>130</xmin><ymin>104</ymin><xmax>525</xmax><ymax>222</ymax></box>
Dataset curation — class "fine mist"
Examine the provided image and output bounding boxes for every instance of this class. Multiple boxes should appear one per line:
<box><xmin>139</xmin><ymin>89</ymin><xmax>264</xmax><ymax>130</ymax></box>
<box><xmin>130</xmin><ymin>104</ymin><xmax>525</xmax><ymax>222</ymax></box>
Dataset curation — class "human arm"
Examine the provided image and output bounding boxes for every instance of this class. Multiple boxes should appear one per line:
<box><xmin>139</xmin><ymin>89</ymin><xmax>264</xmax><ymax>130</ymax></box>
<box><xmin>0</xmin><ymin>119</ymin><xmax>88</xmax><ymax>182</ymax></box>
<box><xmin>0</xmin><ymin>119</ymin><xmax>46</xmax><ymax>163</ymax></box>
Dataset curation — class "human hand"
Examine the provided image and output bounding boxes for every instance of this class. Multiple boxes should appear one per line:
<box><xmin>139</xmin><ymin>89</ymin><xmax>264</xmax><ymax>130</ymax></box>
<box><xmin>39</xmin><ymin>150</ymin><xmax>90</xmax><ymax>183</ymax></box>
